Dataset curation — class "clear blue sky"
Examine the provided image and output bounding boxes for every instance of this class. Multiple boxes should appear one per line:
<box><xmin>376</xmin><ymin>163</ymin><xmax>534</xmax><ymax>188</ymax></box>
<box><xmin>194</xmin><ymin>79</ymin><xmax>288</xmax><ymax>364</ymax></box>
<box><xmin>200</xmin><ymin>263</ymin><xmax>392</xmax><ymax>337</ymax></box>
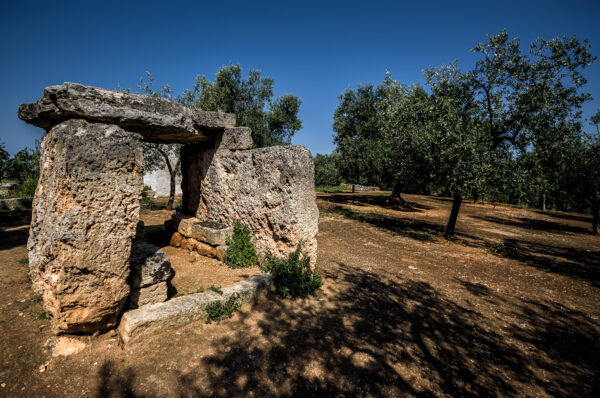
<box><xmin>1</xmin><ymin>0</ymin><xmax>599</xmax><ymax>155</ymax></box>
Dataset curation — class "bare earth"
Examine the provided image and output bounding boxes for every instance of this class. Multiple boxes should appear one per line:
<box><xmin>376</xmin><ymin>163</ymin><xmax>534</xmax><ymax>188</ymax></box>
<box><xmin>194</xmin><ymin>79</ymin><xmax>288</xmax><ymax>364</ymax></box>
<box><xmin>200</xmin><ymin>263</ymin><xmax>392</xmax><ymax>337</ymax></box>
<box><xmin>0</xmin><ymin>193</ymin><xmax>598</xmax><ymax>397</ymax></box>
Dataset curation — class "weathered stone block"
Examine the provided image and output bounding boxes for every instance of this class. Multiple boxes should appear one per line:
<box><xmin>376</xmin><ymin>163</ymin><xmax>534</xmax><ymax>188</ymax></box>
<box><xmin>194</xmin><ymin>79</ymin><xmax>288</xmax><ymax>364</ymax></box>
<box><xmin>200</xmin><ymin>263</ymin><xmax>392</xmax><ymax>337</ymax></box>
<box><xmin>193</xmin><ymin>110</ymin><xmax>236</xmax><ymax>130</ymax></box>
<box><xmin>27</xmin><ymin>119</ymin><xmax>143</xmax><ymax>333</ymax></box>
<box><xmin>129</xmin><ymin>242</ymin><xmax>173</xmax><ymax>288</ymax></box>
<box><xmin>216</xmin><ymin>127</ymin><xmax>253</xmax><ymax>150</ymax></box>
<box><xmin>181</xmin><ymin>145</ymin><xmax>319</xmax><ymax>266</ymax></box>
<box><xmin>190</xmin><ymin>221</ymin><xmax>232</xmax><ymax>246</ymax></box>
<box><xmin>127</xmin><ymin>281</ymin><xmax>168</xmax><ymax>308</ymax></box>
<box><xmin>18</xmin><ymin>83</ymin><xmax>236</xmax><ymax>143</ymax></box>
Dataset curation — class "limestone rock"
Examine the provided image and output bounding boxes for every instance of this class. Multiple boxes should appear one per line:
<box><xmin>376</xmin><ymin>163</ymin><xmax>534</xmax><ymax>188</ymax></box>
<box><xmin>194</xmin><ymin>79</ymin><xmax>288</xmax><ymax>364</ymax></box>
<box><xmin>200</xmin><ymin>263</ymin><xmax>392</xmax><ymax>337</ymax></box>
<box><xmin>216</xmin><ymin>127</ymin><xmax>253</xmax><ymax>150</ymax></box>
<box><xmin>18</xmin><ymin>83</ymin><xmax>236</xmax><ymax>143</ymax></box>
<box><xmin>129</xmin><ymin>242</ymin><xmax>172</xmax><ymax>288</ymax></box>
<box><xmin>128</xmin><ymin>281</ymin><xmax>168</xmax><ymax>308</ymax></box>
<box><xmin>181</xmin><ymin>145</ymin><xmax>319</xmax><ymax>266</ymax></box>
<box><xmin>193</xmin><ymin>110</ymin><xmax>236</xmax><ymax>130</ymax></box>
<box><xmin>215</xmin><ymin>245</ymin><xmax>228</xmax><ymax>261</ymax></box>
<box><xmin>119</xmin><ymin>274</ymin><xmax>274</xmax><ymax>344</ymax></box>
<box><xmin>191</xmin><ymin>221</ymin><xmax>232</xmax><ymax>246</ymax></box>
<box><xmin>27</xmin><ymin>119</ymin><xmax>143</xmax><ymax>333</ymax></box>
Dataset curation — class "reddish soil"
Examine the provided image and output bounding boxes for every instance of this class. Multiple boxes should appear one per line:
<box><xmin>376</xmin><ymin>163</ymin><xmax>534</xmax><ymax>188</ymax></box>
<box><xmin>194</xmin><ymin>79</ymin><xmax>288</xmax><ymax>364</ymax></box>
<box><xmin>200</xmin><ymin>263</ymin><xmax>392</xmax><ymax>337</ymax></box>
<box><xmin>139</xmin><ymin>208</ymin><xmax>261</xmax><ymax>295</ymax></box>
<box><xmin>0</xmin><ymin>193</ymin><xmax>598</xmax><ymax>397</ymax></box>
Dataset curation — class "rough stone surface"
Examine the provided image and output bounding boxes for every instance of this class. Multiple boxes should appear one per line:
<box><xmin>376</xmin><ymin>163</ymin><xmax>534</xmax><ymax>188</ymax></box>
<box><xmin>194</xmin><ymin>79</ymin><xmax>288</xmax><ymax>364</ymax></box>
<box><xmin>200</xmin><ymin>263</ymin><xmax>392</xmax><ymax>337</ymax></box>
<box><xmin>28</xmin><ymin>119</ymin><xmax>143</xmax><ymax>333</ymax></box>
<box><xmin>215</xmin><ymin>245</ymin><xmax>228</xmax><ymax>261</ymax></box>
<box><xmin>216</xmin><ymin>127</ymin><xmax>253</xmax><ymax>150</ymax></box>
<box><xmin>191</xmin><ymin>221</ymin><xmax>231</xmax><ymax>246</ymax></box>
<box><xmin>129</xmin><ymin>242</ymin><xmax>173</xmax><ymax>288</ymax></box>
<box><xmin>193</xmin><ymin>110</ymin><xmax>236</xmax><ymax>130</ymax></box>
<box><xmin>18</xmin><ymin>83</ymin><xmax>236</xmax><ymax>143</ymax></box>
<box><xmin>45</xmin><ymin>336</ymin><xmax>87</xmax><ymax>357</ymax></box>
<box><xmin>127</xmin><ymin>281</ymin><xmax>168</xmax><ymax>308</ymax></box>
<box><xmin>181</xmin><ymin>145</ymin><xmax>319</xmax><ymax>265</ymax></box>
<box><xmin>118</xmin><ymin>274</ymin><xmax>274</xmax><ymax>344</ymax></box>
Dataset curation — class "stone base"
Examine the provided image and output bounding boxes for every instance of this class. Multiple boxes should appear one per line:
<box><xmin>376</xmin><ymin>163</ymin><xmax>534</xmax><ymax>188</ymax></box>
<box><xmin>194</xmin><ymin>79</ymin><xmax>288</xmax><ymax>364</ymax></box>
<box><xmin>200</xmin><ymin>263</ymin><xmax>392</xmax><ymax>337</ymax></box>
<box><xmin>118</xmin><ymin>274</ymin><xmax>274</xmax><ymax>345</ymax></box>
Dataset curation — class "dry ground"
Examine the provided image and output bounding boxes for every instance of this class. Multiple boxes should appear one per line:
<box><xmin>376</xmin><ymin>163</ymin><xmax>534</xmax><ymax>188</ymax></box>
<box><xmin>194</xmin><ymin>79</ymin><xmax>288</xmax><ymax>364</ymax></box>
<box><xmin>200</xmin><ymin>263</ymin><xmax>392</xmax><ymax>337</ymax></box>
<box><xmin>0</xmin><ymin>193</ymin><xmax>598</xmax><ymax>397</ymax></box>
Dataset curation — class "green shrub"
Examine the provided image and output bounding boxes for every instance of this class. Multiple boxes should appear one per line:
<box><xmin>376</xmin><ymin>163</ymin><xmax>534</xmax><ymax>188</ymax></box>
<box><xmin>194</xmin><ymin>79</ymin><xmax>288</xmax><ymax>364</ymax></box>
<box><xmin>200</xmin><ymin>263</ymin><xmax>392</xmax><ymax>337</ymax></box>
<box><xmin>205</xmin><ymin>293</ymin><xmax>241</xmax><ymax>324</ymax></box>
<box><xmin>264</xmin><ymin>244</ymin><xmax>323</xmax><ymax>299</ymax></box>
<box><xmin>225</xmin><ymin>220</ymin><xmax>258</xmax><ymax>268</ymax></box>
<box><xmin>18</xmin><ymin>257</ymin><xmax>28</xmax><ymax>266</ymax></box>
<box><xmin>143</xmin><ymin>185</ymin><xmax>153</xmax><ymax>192</ymax></box>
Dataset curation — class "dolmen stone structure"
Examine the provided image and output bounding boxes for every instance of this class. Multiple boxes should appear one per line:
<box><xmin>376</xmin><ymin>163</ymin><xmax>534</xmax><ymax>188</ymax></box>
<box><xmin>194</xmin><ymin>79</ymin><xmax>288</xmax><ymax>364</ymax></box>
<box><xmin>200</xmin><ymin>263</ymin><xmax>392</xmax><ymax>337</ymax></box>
<box><xmin>19</xmin><ymin>82</ymin><xmax>318</xmax><ymax>334</ymax></box>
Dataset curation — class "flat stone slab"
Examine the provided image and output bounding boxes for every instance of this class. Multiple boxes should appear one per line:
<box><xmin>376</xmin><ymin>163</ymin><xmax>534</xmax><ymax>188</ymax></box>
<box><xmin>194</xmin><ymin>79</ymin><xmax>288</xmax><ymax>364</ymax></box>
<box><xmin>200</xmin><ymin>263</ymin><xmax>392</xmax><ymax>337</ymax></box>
<box><xmin>18</xmin><ymin>82</ymin><xmax>236</xmax><ymax>143</ymax></box>
<box><xmin>118</xmin><ymin>273</ymin><xmax>274</xmax><ymax>345</ymax></box>
<box><xmin>168</xmin><ymin>214</ymin><xmax>232</xmax><ymax>246</ymax></box>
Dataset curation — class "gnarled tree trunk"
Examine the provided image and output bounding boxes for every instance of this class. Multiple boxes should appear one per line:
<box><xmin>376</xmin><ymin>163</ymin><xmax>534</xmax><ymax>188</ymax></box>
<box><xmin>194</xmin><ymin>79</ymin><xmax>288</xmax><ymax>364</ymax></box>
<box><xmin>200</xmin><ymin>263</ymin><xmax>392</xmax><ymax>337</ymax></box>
<box><xmin>592</xmin><ymin>199</ymin><xmax>599</xmax><ymax>236</ymax></box>
<box><xmin>444</xmin><ymin>192</ymin><xmax>463</xmax><ymax>238</ymax></box>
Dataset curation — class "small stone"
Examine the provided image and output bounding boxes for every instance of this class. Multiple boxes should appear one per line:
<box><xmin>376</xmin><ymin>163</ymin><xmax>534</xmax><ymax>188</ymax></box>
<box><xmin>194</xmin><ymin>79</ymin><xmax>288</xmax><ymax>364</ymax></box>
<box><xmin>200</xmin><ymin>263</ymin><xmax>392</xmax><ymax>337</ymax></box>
<box><xmin>190</xmin><ymin>221</ymin><xmax>231</xmax><ymax>246</ymax></box>
<box><xmin>39</xmin><ymin>364</ymin><xmax>46</xmax><ymax>373</ymax></box>
<box><xmin>127</xmin><ymin>281</ymin><xmax>168</xmax><ymax>308</ymax></box>
<box><xmin>1</xmin><ymin>383</ymin><xmax>6</xmax><ymax>388</ymax></box>
<box><xmin>47</xmin><ymin>336</ymin><xmax>87</xmax><ymax>357</ymax></box>
<box><xmin>215</xmin><ymin>245</ymin><xmax>228</xmax><ymax>261</ymax></box>
<box><xmin>129</xmin><ymin>242</ymin><xmax>172</xmax><ymax>288</ymax></box>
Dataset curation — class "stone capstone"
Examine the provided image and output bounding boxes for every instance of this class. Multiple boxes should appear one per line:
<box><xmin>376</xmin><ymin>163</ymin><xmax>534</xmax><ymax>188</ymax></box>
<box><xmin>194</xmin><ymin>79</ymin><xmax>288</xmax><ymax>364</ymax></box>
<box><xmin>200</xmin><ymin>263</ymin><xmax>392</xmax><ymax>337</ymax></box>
<box><xmin>27</xmin><ymin>119</ymin><xmax>143</xmax><ymax>333</ymax></box>
<box><xmin>181</xmin><ymin>145</ymin><xmax>319</xmax><ymax>266</ymax></box>
<box><xmin>18</xmin><ymin>83</ymin><xmax>236</xmax><ymax>143</ymax></box>
<box><xmin>129</xmin><ymin>242</ymin><xmax>173</xmax><ymax>288</ymax></box>
<box><xmin>128</xmin><ymin>281</ymin><xmax>168</xmax><ymax>308</ymax></box>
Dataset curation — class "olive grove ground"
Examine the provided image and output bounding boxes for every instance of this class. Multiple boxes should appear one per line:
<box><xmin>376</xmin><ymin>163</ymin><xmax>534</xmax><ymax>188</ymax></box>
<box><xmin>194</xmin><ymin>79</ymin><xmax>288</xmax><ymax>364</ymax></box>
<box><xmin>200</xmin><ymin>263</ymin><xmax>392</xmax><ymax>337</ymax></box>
<box><xmin>0</xmin><ymin>192</ymin><xmax>598</xmax><ymax>397</ymax></box>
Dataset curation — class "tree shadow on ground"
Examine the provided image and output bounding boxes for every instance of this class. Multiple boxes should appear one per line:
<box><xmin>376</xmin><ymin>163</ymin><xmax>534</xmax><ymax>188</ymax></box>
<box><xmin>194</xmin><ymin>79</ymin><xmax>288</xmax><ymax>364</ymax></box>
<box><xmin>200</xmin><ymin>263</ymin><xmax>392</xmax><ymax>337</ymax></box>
<box><xmin>491</xmin><ymin>238</ymin><xmax>600</xmax><ymax>288</ymax></box>
<box><xmin>96</xmin><ymin>264</ymin><xmax>599</xmax><ymax>397</ymax></box>
<box><xmin>0</xmin><ymin>211</ymin><xmax>31</xmax><ymax>250</ymax></box>
<box><xmin>324</xmin><ymin>204</ymin><xmax>443</xmax><ymax>242</ymax></box>
<box><xmin>532</xmin><ymin>209</ymin><xmax>593</xmax><ymax>224</ymax></box>
<box><xmin>471</xmin><ymin>214</ymin><xmax>592</xmax><ymax>235</ymax></box>
<box><xmin>319</xmin><ymin>193</ymin><xmax>433</xmax><ymax>212</ymax></box>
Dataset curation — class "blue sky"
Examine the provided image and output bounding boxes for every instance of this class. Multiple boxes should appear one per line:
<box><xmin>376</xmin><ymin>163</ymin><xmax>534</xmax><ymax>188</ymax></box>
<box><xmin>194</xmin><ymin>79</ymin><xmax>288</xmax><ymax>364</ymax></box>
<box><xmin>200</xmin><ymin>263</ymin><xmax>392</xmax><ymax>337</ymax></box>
<box><xmin>1</xmin><ymin>0</ymin><xmax>599</xmax><ymax>155</ymax></box>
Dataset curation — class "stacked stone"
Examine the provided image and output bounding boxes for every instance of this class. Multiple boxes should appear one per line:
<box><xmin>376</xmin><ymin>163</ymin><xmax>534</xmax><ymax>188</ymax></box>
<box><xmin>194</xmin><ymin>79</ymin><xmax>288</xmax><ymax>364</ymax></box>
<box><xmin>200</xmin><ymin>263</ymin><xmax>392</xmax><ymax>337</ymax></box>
<box><xmin>127</xmin><ymin>242</ymin><xmax>173</xmax><ymax>308</ymax></box>
<box><xmin>166</xmin><ymin>215</ymin><xmax>232</xmax><ymax>261</ymax></box>
<box><xmin>18</xmin><ymin>82</ymin><xmax>319</xmax><ymax>334</ymax></box>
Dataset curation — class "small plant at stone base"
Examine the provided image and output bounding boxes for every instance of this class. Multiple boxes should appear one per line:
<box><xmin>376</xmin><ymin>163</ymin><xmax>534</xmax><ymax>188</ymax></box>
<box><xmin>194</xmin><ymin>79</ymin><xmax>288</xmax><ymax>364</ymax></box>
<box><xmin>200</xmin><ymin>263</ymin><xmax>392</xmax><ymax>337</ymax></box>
<box><xmin>37</xmin><ymin>310</ymin><xmax>50</xmax><ymax>320</ymax></box>
<box><xmin>264</xmin><ymin>244</ymin><xmax>323</xmax><ymax>299</ymax></box>
<box><xmin>208</xmin><ymin>285</ymin><xmax>223</xmax><ymax>295</ymax></box>
<box><xmin>18</xmin><ymin>257</ymin><xmax>28</xmax><ymax>266</ymax></box>
<box><xmin>205</xmin><ymin>293</ymin><xmax>241</xmax><ymax>324</ymax></box>
<box><xmin>225</xmin><ymin>220</ymin><xmax>258</xmax><ymax>269</ymax></box>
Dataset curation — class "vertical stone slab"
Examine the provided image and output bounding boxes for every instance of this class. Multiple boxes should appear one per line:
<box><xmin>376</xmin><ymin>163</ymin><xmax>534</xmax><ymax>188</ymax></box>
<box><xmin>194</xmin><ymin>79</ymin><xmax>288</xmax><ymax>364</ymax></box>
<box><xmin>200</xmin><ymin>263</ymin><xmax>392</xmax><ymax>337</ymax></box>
<box><xmin>181</xmin><ymin>145</ymin><xmax>319</xmax><ymax>266</ymax></box>
<box><xmin>28</xmin><ymin>119</ymin><xmax>143</xmax><ymax>333</ymax></box>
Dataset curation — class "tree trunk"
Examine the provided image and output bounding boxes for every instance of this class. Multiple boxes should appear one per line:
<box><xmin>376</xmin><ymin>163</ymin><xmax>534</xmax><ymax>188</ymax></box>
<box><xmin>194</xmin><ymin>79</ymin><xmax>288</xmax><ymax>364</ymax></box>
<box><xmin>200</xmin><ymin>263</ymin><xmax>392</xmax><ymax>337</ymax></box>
<box><xmin>592</xmin><ymin>200</ymin><xmax>599</xmax><ymax>236</ymax></box>
<box><xmin>388</xmin><ymin>180</ymin><xmax>407</xmax><ymax>207</ymax></box>
<box><xmin>352</xmin><ymin>184</ymin><xmax>355</xmax><ymax>193</ymax></box>
<box><xmin>158</xmin><ymin>148</ymin><xmax>178</xmax><ymax>211</ymax></box>
<box><xmin>542</xmin><ymin>193</ymin><xmax>546</xmax><ymax>211</ymax></box>
<box><xmin>444</xmin><ymin>193</ymin><xmax>463</xmax><ymax>238</ymax></box>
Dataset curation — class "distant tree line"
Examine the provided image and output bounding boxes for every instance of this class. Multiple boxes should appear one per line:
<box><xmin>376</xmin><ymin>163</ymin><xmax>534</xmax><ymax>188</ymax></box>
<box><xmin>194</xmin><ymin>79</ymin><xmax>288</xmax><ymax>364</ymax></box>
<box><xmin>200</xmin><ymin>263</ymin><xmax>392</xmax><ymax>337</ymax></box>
<box><xmin>316</xmin><ymin>31</ymin><xmax>599</xmax><ymax>235</ymax></box>
<box><xmin>0</xmin><ymin>141</ymin><xmax>40</xmax><ymax>198</ymax></box>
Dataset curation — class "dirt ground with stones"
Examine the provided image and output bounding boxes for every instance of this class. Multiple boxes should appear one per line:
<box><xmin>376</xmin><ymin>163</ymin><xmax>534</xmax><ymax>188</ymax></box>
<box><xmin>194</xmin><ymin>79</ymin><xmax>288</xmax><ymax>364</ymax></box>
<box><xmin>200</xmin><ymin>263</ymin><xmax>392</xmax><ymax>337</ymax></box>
<box><xmin>0</xmin><ymin>192</ymin><xmax>598</xmax><ymax>397</ymax></box>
